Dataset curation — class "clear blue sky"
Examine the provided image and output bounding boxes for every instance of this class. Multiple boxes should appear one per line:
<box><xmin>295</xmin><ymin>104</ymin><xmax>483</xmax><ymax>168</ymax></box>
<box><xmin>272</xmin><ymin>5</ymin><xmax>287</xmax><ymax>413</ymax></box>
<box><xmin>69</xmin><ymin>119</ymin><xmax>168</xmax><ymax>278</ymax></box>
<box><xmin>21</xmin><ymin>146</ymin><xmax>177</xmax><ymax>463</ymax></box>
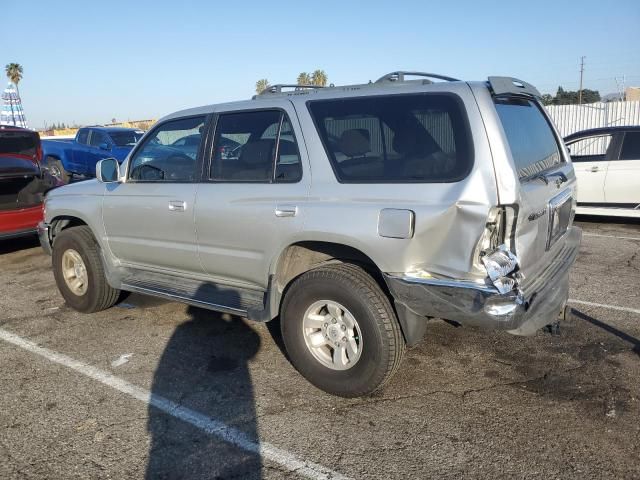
<box><xmin>5</xmin><ymin>0</ymin><xmax>640</xmax><ymax>129</ymax></box>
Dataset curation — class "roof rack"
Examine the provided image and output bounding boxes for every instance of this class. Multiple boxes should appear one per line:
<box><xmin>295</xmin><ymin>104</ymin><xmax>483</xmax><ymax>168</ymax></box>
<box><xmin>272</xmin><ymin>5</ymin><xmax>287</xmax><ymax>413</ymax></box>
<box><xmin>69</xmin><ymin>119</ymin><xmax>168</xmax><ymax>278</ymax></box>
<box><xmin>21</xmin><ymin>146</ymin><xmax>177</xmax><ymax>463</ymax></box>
<box><xmin>258</xmin><ymin>84</ymin><xmax>325</xmax><ymax>96</ymax></box>
<box><xmin>375</xmin><ymin>71</ymin><xmax>460</xmax><ymax>84</ymax></box>
<box><xmin>488</xmin><ymin>77</ymin><xmax>541</xmax><ymax>98</ymax></box>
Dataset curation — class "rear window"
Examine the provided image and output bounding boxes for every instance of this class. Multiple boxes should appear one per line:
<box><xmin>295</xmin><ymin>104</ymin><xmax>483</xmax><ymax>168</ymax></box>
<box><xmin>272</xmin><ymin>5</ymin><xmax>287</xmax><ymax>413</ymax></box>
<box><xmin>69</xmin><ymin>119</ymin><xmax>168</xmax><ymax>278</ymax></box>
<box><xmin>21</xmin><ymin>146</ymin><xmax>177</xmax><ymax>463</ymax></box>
<box><xmin>0</xmin><ymin>130</ymin><xmax>38</xmax><ymax>157</ymax></box>
<box><xmin>308</xmin><ymin>93</ymin><xmax>472</xmax><ymax>183</ymax></box>
<box><xmin>494</xmin><ymin>98</ymin><xmax>562</xmax><ymax>179</ymax></box>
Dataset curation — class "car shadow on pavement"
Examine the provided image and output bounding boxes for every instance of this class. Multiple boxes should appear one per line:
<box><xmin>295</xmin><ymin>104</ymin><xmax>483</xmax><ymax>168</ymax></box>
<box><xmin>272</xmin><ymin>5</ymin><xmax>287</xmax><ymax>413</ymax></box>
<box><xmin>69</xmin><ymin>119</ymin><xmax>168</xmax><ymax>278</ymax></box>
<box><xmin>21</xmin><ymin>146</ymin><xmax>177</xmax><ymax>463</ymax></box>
<box><xmin>572</xmin><ymin>308</ymin><xmax>640</xmax><ymax>357</ymax></box>
<box><xmin>146</xmin><ymin>293</ymin><xmax>262</xmax><ymax>479</ymax></box>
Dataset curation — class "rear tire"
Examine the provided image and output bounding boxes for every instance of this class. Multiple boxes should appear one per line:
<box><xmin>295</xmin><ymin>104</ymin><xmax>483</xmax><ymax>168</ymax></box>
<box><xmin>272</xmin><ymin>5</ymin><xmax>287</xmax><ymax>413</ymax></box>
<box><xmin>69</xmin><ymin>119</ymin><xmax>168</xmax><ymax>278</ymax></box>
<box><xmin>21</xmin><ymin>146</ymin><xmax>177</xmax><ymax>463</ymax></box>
<box><xmin>47</xmin><ymin>157</ymin><xmax>70</xmax><ymax>184</ymax></box>
<box><xmin>52</xmin><ymin>226</ymin><xmax>119</xmax><ymax>313</ymax></box>
<box><xmin>281</xmin><ymin>263</ymin><xmax>405</xmax><ymax>397</ymax></box>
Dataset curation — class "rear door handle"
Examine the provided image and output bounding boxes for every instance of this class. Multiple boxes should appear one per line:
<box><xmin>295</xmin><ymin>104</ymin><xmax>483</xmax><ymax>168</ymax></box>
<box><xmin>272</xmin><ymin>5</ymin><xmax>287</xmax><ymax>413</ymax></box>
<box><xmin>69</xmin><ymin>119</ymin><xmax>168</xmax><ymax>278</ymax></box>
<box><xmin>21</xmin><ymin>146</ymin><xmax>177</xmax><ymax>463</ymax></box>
<box><xmin>590</xmin><ymin>166</ymin><xmax>599</xmax><ymax>172</ymax></box>
<box><xmin>168</xmin><ymin>200</ymin><xmax>186</xmax><ymax>212</ymax></box>
<box><xmin>275</xmin><ymin>205</ymin><xmax>297</xmax><ymax>217</ymax></box>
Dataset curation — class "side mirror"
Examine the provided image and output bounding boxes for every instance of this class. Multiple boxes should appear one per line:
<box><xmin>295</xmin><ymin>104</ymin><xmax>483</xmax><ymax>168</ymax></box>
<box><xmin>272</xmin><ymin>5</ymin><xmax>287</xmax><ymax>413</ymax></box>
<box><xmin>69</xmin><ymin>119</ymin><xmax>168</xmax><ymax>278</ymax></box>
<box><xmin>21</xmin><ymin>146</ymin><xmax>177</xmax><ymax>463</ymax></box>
<box><xmin>99</xmin><ymin>142</ymin><xmax>111</xmax><ymax>151</ymax></box>
<box><xmin>96</xmin><ymin>158</ymin><xmax>120</xmax><ymax>183</ymax></box>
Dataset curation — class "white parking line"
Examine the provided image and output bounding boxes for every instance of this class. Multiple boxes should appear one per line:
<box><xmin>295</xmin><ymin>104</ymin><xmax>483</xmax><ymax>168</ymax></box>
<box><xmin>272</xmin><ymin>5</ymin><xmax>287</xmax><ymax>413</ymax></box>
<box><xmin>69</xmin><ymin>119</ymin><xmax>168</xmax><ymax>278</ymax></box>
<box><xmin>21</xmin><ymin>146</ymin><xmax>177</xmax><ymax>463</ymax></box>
<box><xmin>569</xmin><ymin>299</ymin><xmax>640</xmax><ymax>315</ymax></box>
<box><xmin>582</xmin><ymin>233</ymin><xmax>640</xmax><ymax>241</ymax></box>
<box><xmin>0</xmin><ymin>328</ymin><xmax>351</xmax><ymax>480</ymax></box>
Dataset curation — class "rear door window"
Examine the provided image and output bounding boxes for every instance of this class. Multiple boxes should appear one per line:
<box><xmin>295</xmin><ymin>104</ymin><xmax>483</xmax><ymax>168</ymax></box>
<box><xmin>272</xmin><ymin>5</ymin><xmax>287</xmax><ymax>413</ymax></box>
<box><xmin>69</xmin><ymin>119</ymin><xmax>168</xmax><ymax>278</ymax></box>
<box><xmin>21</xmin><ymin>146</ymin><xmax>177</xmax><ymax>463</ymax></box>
<box><xmin>308</xmin><ymin>93</ymin><xmax>472</xmax><ymax>183</ymax></box>
<box><xmin>210</xmin><ymin>110</ymin><xmax>302</xmax><ymax>183</ymax></box>
<box><xmin>494</xmin><ymin>98</ymin><xmax>562</xmax><ymax>179</ymax></box>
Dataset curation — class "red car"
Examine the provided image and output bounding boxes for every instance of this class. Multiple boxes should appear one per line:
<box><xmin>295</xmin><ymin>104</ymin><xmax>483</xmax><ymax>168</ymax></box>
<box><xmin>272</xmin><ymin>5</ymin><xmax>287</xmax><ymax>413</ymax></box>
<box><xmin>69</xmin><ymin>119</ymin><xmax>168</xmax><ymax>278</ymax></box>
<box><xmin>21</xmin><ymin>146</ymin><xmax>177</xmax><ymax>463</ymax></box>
<box><xmin>0</xmin><ymin>126</ymin><xmax>57</xmax><ymax>239</ymax></box>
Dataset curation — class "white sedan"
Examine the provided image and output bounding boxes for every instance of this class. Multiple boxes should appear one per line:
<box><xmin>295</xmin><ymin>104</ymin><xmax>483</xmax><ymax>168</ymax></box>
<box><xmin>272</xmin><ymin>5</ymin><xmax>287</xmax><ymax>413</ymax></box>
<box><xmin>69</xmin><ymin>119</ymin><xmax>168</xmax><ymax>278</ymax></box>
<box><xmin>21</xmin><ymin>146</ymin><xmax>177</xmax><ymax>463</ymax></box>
<box><xmin>565</xmin><ymin>126</ymin><xmax>640</xmax><ymax>217</ymax></box>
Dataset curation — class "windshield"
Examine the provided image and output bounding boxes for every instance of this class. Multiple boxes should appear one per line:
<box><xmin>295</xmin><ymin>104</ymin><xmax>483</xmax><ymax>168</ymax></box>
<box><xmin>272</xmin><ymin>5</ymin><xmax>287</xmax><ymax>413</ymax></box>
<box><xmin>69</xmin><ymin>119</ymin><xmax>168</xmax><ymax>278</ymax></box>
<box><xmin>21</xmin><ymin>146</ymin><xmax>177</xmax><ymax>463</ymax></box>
<box><xmin>308</xmin><ymin>93</ymin><xmax>472</xmax><ymax>183</ymax></box>
<box><xmin>109</xmin><ymin>131</ymin><xmax>144</xmax><ymax>147</ymax></box>
<box><xmin>494</xmin><ymin>98</ymin><xmax>562</xmax><ymax>179</ymax></box>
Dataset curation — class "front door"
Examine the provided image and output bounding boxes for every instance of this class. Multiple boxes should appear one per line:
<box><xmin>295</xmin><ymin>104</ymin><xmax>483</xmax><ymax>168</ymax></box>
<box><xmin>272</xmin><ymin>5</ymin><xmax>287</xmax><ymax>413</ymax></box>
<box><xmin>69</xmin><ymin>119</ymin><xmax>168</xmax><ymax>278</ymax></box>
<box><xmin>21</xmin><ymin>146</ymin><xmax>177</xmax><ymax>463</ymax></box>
<box><xmin>195</xmin><ymin>105</ymin><xmax>309</xmax><ymax>288</ymax></box>
<box><xmin>568</xmin><ymin>133</ymin><xmax>612</xmax><ymax>204</ymax></box>
<box><xmin>102</xmin><ymin>115</ymin><xmax>208</xmax><ymax>275</ymax></box>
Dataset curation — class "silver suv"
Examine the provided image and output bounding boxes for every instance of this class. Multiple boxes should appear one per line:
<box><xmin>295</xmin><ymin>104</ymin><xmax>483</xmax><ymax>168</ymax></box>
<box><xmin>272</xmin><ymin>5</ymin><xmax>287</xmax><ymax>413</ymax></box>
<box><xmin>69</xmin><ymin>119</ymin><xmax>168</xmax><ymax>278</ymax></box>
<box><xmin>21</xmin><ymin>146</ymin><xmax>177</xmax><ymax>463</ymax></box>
<box><xmin>38</xmin><ymin>72</ymin><xmax>581</xmax><ymax>397</ymax></box>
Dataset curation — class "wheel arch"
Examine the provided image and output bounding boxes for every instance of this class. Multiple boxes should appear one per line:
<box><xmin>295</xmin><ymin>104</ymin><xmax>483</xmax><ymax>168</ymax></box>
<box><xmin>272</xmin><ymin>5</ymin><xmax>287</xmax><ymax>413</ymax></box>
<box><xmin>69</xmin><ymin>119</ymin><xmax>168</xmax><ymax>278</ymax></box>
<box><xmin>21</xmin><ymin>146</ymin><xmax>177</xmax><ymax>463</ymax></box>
<box><xmin>268</xmin><ymin>240</ymin><xmax>426</xmax><ymax>346</ymax></box>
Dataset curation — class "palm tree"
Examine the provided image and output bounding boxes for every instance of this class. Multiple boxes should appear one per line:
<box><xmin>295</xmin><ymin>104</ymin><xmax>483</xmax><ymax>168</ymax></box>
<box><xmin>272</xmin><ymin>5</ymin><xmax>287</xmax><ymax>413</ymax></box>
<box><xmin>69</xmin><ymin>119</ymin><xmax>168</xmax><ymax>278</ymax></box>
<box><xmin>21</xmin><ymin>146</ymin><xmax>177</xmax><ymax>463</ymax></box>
<box><xmin>297</xmin><ymin>72</ymin><xmax>312</xmax><ymax>85</ymax></box>
<box><xmin>255</xmin><ymin>79</ymin><xmax>270</xmax><ymax>94</ymax></box>
<box><xmin>311</xmin><ymin>70</ymin><xmax>328</xmax><ymax>87</ymax></box>
<box><xmin>5</xmin><ymin>63</ymin><xmax>24</xmax><ymax>98</ymax></box>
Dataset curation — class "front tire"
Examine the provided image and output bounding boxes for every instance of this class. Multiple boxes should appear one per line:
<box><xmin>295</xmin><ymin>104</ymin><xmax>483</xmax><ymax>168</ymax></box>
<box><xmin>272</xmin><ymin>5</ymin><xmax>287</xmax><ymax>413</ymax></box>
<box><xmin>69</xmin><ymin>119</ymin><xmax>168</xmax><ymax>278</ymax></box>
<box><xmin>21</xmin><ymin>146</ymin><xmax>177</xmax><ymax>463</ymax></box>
<box><xmin>47</xmin><ymin>157</ymin><xmax>70</xmax><ymax>184</ymax></box>
<box><xmin>281</xmin><ymin>263</ymin><xmax>405</xmax><ymax>397</ymax></box>
<box><xmin>52</xmin><ymin>226</ymin><xmax>119</xmax><ymax>313</ymax></box>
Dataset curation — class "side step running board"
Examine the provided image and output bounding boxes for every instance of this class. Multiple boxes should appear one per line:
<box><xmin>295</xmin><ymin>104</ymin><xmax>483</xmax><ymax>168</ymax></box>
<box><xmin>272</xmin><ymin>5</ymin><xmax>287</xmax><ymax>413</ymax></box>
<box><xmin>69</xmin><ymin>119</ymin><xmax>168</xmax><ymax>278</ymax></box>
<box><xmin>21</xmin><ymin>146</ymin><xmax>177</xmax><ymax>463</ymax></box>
<box><xmin>120</xmin><ymin>270</ymin><xmax>268</xmax><ymax>320</ymax></box>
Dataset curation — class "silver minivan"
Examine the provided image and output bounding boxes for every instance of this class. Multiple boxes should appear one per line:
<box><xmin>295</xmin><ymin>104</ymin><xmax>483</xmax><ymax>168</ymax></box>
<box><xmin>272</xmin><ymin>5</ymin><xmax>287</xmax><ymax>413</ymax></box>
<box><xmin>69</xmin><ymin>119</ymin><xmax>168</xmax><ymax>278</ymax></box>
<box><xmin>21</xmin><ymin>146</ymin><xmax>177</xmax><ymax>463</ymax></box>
<box><xmin>39</xmin><ymin>72</ymin><xmax>581</xmax><ymax>397</ymax></box>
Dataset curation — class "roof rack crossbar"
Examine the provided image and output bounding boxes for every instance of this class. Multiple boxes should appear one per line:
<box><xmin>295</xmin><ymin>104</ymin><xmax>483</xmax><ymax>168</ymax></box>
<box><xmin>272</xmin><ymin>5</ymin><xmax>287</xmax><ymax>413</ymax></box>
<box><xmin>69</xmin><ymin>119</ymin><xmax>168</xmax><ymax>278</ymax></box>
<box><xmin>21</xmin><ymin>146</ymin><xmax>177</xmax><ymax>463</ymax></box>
<box><xmin>259</xmin><ymin>84</ymin><xmax>325</xmax><ymax>95</ymax></box>
<box><xmin>488</xmin><ymin>76</ymin><xmax>541</xmax><ymax>98</ymax></box>
<box><xmin>375</xmin><ymin>71</ymin><xmax>460</xmax><ymax>84</ymax></box>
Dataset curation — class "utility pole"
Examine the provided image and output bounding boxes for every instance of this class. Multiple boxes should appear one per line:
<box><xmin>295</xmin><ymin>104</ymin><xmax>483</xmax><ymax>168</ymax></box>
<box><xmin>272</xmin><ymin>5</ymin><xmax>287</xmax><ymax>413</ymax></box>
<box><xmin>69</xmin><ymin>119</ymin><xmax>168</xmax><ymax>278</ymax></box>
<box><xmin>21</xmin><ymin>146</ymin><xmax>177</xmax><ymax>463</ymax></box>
<box><xmin>578</xmin><ymin>56</ymin><xmax>585</xmax><ymax>105</ymax></box>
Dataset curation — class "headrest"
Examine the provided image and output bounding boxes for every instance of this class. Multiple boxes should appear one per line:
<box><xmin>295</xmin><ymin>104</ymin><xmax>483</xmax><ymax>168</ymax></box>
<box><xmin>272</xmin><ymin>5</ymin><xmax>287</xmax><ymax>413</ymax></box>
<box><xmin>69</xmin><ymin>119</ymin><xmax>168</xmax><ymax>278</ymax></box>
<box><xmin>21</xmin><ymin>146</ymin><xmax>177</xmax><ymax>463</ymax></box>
<box><xmin>392</xmin><ymin>129</ymin><xmax>439</xmax><ymax>157</ymax></box>
<box><xmin>239</xmin><ymin>140</ymin><xmax>274</xmax><ymax>166</ymax></box>
<box><xmin>338</xmin><ymin>129</ymin><xmax>371</xmax><ymax>157</ymax></box>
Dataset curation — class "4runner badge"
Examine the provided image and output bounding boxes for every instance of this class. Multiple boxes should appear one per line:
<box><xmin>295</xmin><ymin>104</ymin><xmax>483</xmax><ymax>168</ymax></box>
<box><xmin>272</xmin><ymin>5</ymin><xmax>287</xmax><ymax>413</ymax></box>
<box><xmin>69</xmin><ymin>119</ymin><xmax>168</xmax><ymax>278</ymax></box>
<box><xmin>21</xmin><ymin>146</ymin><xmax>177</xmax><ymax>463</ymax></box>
<box><xmin>528</xmin><ymin>209</ymin><xmax>547</xmax><ymax>221</ymax></box>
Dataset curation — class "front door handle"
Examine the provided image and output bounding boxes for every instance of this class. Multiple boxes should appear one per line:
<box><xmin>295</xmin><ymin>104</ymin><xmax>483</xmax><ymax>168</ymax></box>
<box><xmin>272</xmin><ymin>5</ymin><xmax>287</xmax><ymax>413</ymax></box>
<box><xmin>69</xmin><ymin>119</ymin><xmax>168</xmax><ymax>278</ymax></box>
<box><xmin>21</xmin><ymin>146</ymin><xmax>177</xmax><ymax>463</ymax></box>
<box><xmin>168</xmin><ymin>200</ymin><xmax>186</xmax><ymax>212</ymax></box>
<box><xmin>275</xmin><ymin>205</ymin><xmax>297</xmax><ymax>217</ymax></box>
<box><xmin>590</xmin><ymin>166</ymin><xmax>599</xmax><ymax>172</ymax></box>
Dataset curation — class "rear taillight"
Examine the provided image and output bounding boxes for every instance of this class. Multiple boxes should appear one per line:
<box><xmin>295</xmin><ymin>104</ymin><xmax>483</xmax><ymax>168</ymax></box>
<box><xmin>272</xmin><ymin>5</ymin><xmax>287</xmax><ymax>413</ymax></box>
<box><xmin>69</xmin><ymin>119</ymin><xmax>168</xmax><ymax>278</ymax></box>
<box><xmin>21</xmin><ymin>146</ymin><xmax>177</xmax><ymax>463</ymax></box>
<box><xmin>474</xmin><ymin>206</ymin><xmax>520</xmax><ymax>293</ymax></box>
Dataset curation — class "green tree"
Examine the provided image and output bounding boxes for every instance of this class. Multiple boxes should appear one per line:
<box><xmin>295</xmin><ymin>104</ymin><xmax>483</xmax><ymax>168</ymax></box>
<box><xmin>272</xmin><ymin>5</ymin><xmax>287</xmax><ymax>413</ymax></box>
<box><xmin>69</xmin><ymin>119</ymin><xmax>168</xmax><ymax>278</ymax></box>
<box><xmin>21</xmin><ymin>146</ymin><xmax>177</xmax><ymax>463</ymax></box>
<box><xmin>255</xmin><ymin>78</ymin><xmax>270</xmax><ymax>94</ymax></box>
<box><xmin>311</xmin><ymin>69</ymin><xmax>328</xmax><ymax>87</ymax></box>
<box><xmin>541</xmin><ymin>94</ymin><xmax>553</xmax><ymax>106</ymax></box>
<box><xmin>297</xmin><ymin>72</ymin><xmax>312</xmax><ymax>85</ymax></box>
<box><xmin>5</xmin><ymin>63</ymin><xmax>24</xmax><ymax>98</ymax></box>
<box><xmin>548</xmin><ymin>86</ymin><xmax>601</xmax><ymax>105</ymax></box>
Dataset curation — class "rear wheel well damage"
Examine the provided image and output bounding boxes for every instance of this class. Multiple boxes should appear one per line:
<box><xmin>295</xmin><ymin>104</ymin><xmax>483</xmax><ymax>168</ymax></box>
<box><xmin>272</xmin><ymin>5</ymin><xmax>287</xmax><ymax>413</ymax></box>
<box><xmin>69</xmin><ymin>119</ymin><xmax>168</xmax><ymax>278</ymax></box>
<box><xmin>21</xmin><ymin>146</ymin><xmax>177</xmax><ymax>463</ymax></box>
<box><xmin>271</xmin><ymin>241</ymin><xmax>427</xmax><ymax>346</ymax></box>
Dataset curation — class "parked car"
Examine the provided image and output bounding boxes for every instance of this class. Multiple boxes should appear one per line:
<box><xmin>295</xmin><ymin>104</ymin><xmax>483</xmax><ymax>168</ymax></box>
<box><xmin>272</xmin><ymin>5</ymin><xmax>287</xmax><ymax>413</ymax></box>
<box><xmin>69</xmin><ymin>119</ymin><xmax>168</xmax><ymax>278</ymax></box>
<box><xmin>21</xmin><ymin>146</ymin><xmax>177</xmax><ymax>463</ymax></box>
<box><xmin>38</xmin><ymin>72</ymin><xmax>581</xmax><ymax>397</ymax></box>
<box><xmin>0</xmin><ymin>126</ymin><xmax>58</xmax><ymax>240</ymax></box>
<box><xmin>41</xmin><ymin>126</ymin><xmax>144</xmax><ymax>183</ymax></box>
<box><xmin>565</xmin><ymin>126</ymin><xmax>640</xmax><ymax>217</ymax></box>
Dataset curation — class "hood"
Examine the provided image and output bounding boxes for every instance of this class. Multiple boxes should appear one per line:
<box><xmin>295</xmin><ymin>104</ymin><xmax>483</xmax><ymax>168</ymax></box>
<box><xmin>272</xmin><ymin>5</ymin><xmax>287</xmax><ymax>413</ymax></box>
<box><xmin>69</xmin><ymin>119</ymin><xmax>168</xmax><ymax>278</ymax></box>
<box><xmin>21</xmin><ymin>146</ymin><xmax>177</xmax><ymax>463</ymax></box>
<box><xmin>46</xmin><ymin>178</ymin><xmax>103</xmax><ymax>198</ymax></box>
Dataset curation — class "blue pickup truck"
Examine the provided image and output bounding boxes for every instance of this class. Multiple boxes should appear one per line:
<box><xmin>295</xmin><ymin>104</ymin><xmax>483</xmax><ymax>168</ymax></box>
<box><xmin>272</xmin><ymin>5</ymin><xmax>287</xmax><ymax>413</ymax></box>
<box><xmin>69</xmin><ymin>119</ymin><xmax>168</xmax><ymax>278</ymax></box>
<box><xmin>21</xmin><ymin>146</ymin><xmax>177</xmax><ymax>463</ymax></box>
<box><xmin>41</xmin><ymin>127</ymin><xmax>144</xmax><ymax>183</ymax></box>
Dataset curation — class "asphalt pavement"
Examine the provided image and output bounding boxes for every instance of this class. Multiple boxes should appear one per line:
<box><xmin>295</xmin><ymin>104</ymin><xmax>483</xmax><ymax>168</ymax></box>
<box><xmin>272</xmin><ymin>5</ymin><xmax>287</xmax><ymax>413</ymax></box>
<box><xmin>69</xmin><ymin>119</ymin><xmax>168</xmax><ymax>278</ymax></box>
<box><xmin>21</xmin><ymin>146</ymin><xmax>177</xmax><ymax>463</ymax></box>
<box><xmin>0</xmin><ymin>217</ymin><xmax>638</xmax><ymax>479</ymax></box>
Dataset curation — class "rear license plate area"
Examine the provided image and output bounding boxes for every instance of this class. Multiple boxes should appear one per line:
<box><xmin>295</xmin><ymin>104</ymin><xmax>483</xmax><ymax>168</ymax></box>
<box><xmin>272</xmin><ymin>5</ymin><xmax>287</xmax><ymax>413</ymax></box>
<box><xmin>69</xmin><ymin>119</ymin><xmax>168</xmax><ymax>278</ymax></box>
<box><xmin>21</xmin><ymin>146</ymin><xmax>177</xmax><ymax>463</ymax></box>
<box><xmin>547</xmin><ymin>191</ymin><xmax>572</xmax><ymax>250</ymax></box>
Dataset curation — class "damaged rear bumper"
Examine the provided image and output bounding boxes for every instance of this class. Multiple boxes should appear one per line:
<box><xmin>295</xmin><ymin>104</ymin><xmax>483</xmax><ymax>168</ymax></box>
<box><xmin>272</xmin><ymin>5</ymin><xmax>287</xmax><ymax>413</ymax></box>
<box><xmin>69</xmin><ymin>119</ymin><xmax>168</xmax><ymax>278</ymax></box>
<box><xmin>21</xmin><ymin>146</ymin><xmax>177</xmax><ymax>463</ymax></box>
<box><xmin>384</xmin><ymin>226</ymin><xmax>582</xmax><ymax>336</ymax></box>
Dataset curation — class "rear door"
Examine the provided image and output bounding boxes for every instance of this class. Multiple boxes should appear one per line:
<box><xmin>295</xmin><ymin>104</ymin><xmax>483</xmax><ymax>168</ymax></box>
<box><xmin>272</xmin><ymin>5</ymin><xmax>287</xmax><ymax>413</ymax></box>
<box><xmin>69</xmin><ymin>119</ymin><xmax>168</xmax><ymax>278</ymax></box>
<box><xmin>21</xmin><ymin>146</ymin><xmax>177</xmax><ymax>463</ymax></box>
<box><xmin>194</xmin><ymin>104</ymin><xmax>309</xmax><ymax>288</ymax></box>
<box><xmin>604</xmin><ymin>131</ymin><xmax>640</xmax><ymax>206</ymax></box>
<box><xmin>493</xmin><ymin>97</ymin><xmax>576</xmax><ymax>279</ymax></box>
<box><xmin>566</xmin><ymin>133</ymin><xmax>613</xmax><ymax>203</ymax></box>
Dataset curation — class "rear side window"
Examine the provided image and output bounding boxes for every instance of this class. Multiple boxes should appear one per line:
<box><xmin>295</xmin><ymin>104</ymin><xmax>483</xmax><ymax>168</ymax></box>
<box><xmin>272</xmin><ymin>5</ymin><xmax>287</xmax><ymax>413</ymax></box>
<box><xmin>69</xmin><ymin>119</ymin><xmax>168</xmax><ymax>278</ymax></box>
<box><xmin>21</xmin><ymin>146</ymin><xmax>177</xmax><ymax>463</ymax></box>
<box><xmin>308</xmin><ymin>93</ymin><xmax>472</xmax><ymax>183</ymax></box>
<box><xmin>620</xmin><ymin>132</ymin><xmax>640</xmax><ymax>160</ymax></box>
<box><xmin>0</xmin><ymin>130</ymin><xmax>38</xmax><ymax>157</ymax></box>
<box><xmin>494</xmin><ymin>98</ymin><xmax>562</xmax><ymax>179</ymax></box>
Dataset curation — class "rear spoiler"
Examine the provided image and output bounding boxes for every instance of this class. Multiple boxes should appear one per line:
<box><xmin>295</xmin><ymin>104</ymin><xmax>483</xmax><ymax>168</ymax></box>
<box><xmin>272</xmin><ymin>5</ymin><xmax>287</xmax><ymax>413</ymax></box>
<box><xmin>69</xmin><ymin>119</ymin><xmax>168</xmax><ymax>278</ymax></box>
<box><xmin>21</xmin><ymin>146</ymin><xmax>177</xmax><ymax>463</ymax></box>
<box><xmin>488</xmin><ymin>77</ymin><xmax>541</xmax><ymax>99</ymax></box>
